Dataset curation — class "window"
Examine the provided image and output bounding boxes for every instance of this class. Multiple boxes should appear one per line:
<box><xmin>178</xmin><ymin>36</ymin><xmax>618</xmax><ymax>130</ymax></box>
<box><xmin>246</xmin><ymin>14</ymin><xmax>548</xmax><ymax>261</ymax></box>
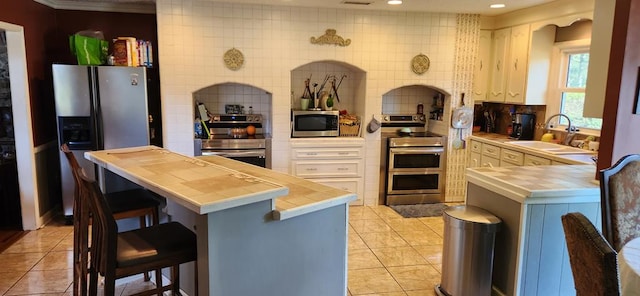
<box><xmin>549</xmin><ymin>41</ymin><xmax>602</xmax><ymax>132</ymax></box>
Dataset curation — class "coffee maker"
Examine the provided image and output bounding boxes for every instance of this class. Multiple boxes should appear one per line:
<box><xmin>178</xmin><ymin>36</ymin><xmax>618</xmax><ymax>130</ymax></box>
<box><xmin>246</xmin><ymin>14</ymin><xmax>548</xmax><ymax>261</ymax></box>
<box><xmin>510</xmin><ymin>113</ymin><xmax>536</xmax><ymax>140</ymax></box>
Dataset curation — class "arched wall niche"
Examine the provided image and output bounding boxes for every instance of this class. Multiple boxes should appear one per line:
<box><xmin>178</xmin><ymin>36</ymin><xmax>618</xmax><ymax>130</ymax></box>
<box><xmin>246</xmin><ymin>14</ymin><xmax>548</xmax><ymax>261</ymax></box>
<box><xmin>382</xmin><ymin>84</ymin><xmax>451</xmax><ymax>136</ymax></box>
<box><xmin>192</xmin><ymin>82</ymin><xmax>273</xmax><ymax>134</ymax></box>
<box><xmin>291</xmin><ymin>60</ymin><xmax>366</xmax><ymax>118</ymax></box>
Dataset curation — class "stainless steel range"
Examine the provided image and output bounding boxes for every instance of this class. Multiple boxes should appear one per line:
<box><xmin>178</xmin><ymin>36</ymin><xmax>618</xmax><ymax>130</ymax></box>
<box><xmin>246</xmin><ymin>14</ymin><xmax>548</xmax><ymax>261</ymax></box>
<box><xmin>379</xmin><ymin>114</ymin><xmax>446</xmax><ymax>205</ymax></box>
<box><xmin>194</xmin><ymin>114</ymin><xmax>271</xmax><ymax>168</ymax></box>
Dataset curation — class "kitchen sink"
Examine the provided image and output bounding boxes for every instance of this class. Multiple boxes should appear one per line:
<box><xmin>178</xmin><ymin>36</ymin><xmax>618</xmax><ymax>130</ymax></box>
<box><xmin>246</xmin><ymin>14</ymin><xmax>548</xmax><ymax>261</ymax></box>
<box><xmin>505</xmin><ymin>141</ymin><xmax>595</xmax><ymax>155</ymax></box>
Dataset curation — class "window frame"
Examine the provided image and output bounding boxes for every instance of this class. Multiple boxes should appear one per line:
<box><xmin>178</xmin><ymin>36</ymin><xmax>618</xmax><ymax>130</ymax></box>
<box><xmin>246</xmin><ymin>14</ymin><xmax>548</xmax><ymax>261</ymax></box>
<box><xmin>547</xmin><ymin>39</ymin><xmax>601</xmax><ymax>136</ymax></box>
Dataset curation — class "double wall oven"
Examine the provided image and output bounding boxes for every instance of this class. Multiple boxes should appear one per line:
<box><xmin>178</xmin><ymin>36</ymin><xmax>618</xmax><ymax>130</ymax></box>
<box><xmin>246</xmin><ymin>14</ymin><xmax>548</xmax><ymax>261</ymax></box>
<box><xmin>379</xmin><ymin>114</ymin><xmax>446</xmax><ymax>205</ymax></box>
<box><xmin>194</xmin><ymin>114</ymin><xmax>271</xmax><ymax>168</ymax></box>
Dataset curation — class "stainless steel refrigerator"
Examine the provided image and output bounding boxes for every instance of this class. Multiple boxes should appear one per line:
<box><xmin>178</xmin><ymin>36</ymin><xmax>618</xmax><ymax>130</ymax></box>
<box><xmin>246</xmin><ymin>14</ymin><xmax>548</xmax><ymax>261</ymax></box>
<box><xmin>53</xmin><ymin>64</ymin><xmax>160</xmax><ymax>221</ymax></box>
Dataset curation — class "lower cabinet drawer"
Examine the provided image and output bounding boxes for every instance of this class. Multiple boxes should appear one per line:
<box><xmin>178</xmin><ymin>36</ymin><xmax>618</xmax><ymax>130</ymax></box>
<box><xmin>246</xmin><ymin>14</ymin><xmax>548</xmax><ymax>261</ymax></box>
<box><xmin>470</xmin><ymin>141</ymin><xmax>482</xmax><ymax>153</ymax></box>
<box><xmin>524</xmin><ymin>154</ymin><xmax>552</xmax><ymax>166</ymax></box>
<box><xmin>501</xmin><ymin>149</ymin><xmax>524</xmax><ymax>166</ymax></box>
<box><xmin>481</xmin><ymin>156</ymin><xmax>501</xmax><ymax>168</ymax></box>
<box><xmin>292</xmin><ymin>160</ymin><xmax>362</xmax><ymax>178</ymax></box>
<box><xmin>313</xmin><ymin>178</ymin><xmax>363</xmax><ymax>205</ymax></box>
<box><xmin>482</xmin><ymin>144</ymin><xmax>501</xmax><ymax>159</ymax></box>
<box><xmin>314</xmin><ymin>178</ymin><xmax>359</xmax><ymax>192</ymax></box>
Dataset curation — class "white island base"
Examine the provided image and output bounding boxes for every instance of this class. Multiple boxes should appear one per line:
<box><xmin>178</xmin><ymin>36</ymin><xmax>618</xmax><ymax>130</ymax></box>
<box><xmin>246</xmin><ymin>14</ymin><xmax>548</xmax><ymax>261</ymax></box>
<box><xmin>169</xmin><ymin>198</ymin><xmax>348</xmax><ymax>296</ymax></box>
<box><xmin>465</xmin><ymin>165</ymin><xmax>601</xmax><ymax>296</ymax></box>
<box><xmin>84</xmin><ymin>147</ymin><xmax>355</xmax><ymax>296</ymax></box>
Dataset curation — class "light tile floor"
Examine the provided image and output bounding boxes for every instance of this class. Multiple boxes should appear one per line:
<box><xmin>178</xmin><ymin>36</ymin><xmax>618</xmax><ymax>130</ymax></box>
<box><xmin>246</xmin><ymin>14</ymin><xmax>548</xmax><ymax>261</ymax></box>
<box><xmin>0</xmin><ymin>206</ymin><xmax>445</xmax><ymax>296</ymax></box>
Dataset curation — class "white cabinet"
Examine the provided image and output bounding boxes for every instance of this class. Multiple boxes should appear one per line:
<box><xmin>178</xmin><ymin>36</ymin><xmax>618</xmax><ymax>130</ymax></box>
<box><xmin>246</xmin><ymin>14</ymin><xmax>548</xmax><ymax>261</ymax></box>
<box><xmin>290</xmin><ymin>140</ymin><xmax>365</xmax><ymax>205</ymax></box>
<box><xmin>473</xmin><ymin>30</ymin><xmax>493</xmax><ymax>102</ymax></box>
<box><xmin>489</xmin><ymin>28</ymin><xmax>511</xmax><ymax>102</ymax></box>
<box><xmin>505</xmin><ymin>24</ymin><xmax>530</xmax><ymax>103</ymax></box>
<box><xmin>469</xmin><ymin>140</ymin><xmax>501</xmax><ymax>168</ymax></box>
<box><xmin>468</xmin><ymin>140</ymin><xmax>482</xmax><ymax>168</ymax></box>
<box><xmin>468</xmin><ymin>138</ymin><xmax>579</xmax><ymax>169</ymax></box>
<box><xmin>488</xmin><ymin>24</ymin><xmax>556</xmax><ymax>105</ymax></box>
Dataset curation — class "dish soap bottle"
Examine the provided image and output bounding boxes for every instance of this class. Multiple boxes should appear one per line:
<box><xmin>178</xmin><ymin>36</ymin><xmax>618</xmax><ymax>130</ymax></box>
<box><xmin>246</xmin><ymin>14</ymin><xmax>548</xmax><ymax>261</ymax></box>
<box><xmin>417</xmin><ymin>103</ymin><xmax>424</xmax><ymax>115</ymax></box>
<box><xmin>194</xmin><ymin>118</ymin><xmax>203</xmax><ymax>139</ymax></box>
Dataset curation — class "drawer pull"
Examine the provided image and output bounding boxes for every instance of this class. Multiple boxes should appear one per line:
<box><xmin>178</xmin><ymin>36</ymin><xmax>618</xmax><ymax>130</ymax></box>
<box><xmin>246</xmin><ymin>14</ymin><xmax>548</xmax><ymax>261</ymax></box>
<box><xmin>338</xmin><ymin>152</ymin><xmax>350</xmax><ymax>155</ymax></box>
<box><xmin>531</xmin><ymin>161</ymin><xmax>541</xmax><ymax>166</ymax></box>
<box><xmin>306</xmin><ymin>152</ymin><xmax>318</xmax><ymax>156</ymax></box>
<box><xmin>507</xmin><ymin>155</ymin><xmax>516</xmax><ymax>159</ymax></box>
<box><xmin>337</xmin><ymin>168</ymin><xmax>349</xmax><ymax>171</ymax></box>
<box><xmin>306</xmin><ymin>168</ymin><xmax>318</xmax><ymax>171</ymax></box>
<box><xmin>486</xmin><ymin>148</ymin><xmax>496</xmax><ymax>153</ymax></box>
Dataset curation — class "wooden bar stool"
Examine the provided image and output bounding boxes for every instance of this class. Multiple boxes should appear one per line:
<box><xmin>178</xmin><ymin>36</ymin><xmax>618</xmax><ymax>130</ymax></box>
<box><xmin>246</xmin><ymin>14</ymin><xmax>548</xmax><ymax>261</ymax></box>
<box><xmin>76</xmin><ymin>167</ymin><xmax>197</xmax><ymax>296</ymax></box>
<box><xmin>61</xmin><ymin>144</ymin><xmax>162</xmax><ymax>296</ymax></box>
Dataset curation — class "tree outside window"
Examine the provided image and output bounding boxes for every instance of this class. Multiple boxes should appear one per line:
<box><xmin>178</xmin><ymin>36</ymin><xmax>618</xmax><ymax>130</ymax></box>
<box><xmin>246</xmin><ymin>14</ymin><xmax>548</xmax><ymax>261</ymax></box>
<box><xmin>558</xmin><ymin>52</ymin><xmax>602</xmax><ymax>129</ymax></box>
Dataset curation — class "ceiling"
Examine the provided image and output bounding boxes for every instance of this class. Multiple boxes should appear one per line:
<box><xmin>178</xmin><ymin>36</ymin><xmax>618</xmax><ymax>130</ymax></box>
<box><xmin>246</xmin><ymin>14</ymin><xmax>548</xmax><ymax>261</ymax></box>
<box><xmin>46</xmin><ymin>0</ymin><xmax>558</xmax><ymax>16</ymax></box>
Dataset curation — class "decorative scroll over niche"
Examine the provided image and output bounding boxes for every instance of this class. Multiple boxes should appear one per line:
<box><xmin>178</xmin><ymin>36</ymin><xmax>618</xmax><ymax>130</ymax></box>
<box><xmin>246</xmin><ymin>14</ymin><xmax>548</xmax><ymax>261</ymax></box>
<box><xmin>310</xmin><ymin>29</ymin><xmax>351</xmax><ymax>47</ymax></box>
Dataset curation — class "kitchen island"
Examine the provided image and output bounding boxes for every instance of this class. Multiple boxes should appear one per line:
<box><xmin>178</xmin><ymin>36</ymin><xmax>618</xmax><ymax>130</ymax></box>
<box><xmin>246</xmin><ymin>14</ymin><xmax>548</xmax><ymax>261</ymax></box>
<box><xmin>85</xmin><ymin>146</ymin><xmax>356</xmax><ymax>296</ymax></box>
<box><xmin>465</xmin><ymin>164</ymin><xmax>600</xmax><ymax>296</ymax></box>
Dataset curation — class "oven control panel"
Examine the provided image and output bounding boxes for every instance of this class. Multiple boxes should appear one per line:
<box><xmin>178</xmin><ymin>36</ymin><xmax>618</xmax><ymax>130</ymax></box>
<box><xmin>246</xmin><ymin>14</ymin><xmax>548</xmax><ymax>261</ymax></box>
<box><xmin>381</xmin><ymin>114</ymin><xmax>426</xmax><ymax>124</ymax></box>
<box><xmin>209</xmin><ymin>114</ymin><xmax>262</xmax><ymax>123</ymax></box>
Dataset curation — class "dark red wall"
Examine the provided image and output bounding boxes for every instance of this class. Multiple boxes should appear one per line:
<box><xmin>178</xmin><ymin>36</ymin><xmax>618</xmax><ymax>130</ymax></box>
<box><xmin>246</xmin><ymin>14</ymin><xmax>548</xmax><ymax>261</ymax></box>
<box><xmin>52</xmin><ymin>10</ymin><xmax>158</xmax><ymax>65</ymax></box>
<box><xmin>0</xmin><ymin>2</ymin><xmax>158</xmax><ymax>146</ymax></box>
<box><xmin>598</xmin><ymin>0</ymin><xmax>640</xmax><ymax>172</ymax></box>
<box><xmin>0</xmin><ymin>1</ymin><xmax>57</xmax><ymax>147</ymax></box>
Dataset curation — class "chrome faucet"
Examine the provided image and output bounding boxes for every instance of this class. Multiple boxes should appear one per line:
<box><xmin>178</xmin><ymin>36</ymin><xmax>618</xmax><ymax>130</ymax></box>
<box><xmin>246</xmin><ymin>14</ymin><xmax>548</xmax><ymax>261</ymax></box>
<box><xmin>545</xmin><ymin>113</ymin><xmax>576</xmax><ymax>146</ymax></box>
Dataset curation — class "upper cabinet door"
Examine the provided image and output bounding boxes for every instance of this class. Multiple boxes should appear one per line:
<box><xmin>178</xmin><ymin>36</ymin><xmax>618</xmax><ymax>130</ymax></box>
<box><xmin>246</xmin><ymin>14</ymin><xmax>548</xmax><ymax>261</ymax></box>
<box><xmin>472</xmin><ymin>30</ymin><xmax>493</xmax><ymax>103</ymax></box>
<box><xmin>505</xmin><ymin>24</ymin><xmax>531</xmax><ymax>104</ymax></box>
<box><xmin>489</xmin><ymin>28</ymin><xmax>510</xmax><ymax>102</ymax></box>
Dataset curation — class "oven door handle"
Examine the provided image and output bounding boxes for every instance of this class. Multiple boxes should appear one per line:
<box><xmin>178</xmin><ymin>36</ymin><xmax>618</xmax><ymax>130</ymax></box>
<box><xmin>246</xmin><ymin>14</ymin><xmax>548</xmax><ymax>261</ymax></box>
<box><xmin>202</xmin><ymin>150</ymin><xmax>265</xmax><ymax>158</ymax></box>
<box><xmin>389</xmin><ymin>147</ymin><xmax>444</xmax><ymax>154</ymax></box>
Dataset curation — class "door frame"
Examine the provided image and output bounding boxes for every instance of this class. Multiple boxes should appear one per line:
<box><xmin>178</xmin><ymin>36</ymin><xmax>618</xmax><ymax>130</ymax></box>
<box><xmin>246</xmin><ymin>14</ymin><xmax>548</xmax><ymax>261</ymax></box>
<box><xmin>1</xmin><ymin>21</ymin><xmax>41</xmax><ymax>230</ymax></box>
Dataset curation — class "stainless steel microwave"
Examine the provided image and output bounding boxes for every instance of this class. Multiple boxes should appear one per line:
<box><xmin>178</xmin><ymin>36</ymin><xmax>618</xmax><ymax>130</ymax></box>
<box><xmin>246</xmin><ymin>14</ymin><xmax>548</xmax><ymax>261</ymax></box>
<box><xmin>291</xmin><ymin>110</ymin><xmax>339</xmax><ymax>137</ymax></box>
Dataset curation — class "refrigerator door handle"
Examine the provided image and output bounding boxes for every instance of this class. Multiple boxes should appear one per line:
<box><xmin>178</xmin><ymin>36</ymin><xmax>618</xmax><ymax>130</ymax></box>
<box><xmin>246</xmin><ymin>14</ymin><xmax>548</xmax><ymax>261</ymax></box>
<box><xmin>90</xmin><ymin>67</ymin><xmax>104</xmax><ymax>150</ymax></box>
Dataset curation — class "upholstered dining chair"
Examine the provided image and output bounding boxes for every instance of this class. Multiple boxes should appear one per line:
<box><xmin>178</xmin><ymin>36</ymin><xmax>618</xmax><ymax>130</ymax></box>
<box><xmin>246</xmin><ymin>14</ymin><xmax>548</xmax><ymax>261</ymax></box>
<box><xmin>60</xmin><ymin>144</ymin><xmax>162</xmax><ymax>296</ymax></box>
<box><xmin>599</xmin><ymin>154</ymin><xmax>640</xmax><ymax>251</ymax></box>
<box><xmin>76</xmin><ymin>167</ymin><xmax>198</xmax><ymax>296</ymax></box>
<box><xmin>561</xmin><ymin>212</ymin><xmax>621</xmax><ymax>296</ymax></box>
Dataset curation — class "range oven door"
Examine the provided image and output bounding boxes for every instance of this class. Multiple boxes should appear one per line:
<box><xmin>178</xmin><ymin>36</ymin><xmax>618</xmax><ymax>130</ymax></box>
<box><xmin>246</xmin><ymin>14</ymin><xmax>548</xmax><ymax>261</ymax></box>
<box><xmin>387</xmin><ymin>170</ymin><xmax>443</xmax><ymax>195</ymax></box>
<box><xmin>201</xmin><ymin>149</ymin><xmax>266</xmax><ymax>168</ymax></box>
<box><xmin>388</xmin><ymin>147</ymin><xmax>443</xmax><ymax>170</ymax></box>
<box><xmin>386</xmin><ymin>146</ymin><xmax>445</xmax><ymax>204</ymax></box>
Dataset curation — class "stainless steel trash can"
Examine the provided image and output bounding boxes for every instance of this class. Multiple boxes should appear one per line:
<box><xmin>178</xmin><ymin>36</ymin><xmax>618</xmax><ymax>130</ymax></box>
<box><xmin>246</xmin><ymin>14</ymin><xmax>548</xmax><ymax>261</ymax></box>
<box><xmin>436</xmin><ymin>205</ymin><xmax>501</xmax><ymax>296</ymax></box>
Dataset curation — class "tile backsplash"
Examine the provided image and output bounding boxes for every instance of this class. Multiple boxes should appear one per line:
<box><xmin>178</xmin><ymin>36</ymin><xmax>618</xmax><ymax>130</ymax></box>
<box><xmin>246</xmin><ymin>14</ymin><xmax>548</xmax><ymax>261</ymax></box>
<box><xmin>193</xmin><ymin>83</ymin><xmax>273</xmax><ymax>133</ymax></box>
<box><xmin>156</xmin><ymin>0</ymin><xmax>474</xmax><ymax>204</ymax></box>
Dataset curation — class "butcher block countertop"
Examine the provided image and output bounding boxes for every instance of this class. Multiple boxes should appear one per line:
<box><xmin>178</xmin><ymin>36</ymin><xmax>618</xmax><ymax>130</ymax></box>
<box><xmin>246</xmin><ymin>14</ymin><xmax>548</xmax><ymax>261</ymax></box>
<box><xmin>85</xmin><ymin>146</ymin><xmax>355</xmax><ymax>220</ymax></box>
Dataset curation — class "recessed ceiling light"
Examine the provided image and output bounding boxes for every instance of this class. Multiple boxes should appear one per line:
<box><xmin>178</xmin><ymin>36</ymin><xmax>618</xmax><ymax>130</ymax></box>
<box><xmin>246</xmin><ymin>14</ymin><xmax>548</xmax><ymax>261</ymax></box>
<box><xmin>490</xmin><ymin>3</ymin><xmax>506</xmax><ymax>8</ymax></box>
<box><xmin>388</xmin><ymin>0</ymin><xmax>403</xmax><ymax>5</ymax></box>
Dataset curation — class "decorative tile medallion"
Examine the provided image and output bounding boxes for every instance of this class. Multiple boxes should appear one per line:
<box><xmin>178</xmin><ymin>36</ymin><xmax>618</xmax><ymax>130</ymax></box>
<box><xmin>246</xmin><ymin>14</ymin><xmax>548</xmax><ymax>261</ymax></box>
<box><xmin>410</xmin><ymin>54</ymin><xmax>430</xmax><ymax>75</ymax></box>
<box><xmin>223</xmin><ymin>48</ymin><xmax>244</xmax><ymax>71</ymax></box>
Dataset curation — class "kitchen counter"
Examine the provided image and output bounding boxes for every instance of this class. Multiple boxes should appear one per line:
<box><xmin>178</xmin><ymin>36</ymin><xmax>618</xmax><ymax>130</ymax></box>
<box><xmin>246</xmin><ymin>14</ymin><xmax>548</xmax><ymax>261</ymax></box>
<box><xmin>198</xmin><ymin>155</ymin><xmax>357</xmax><ymax>220</ymax></box>
<box><xmin>465</xmin><ymin>162</ymin><xmax>601</xmax><ymax>296</ymax></box>
<box><xmin>85</xmin><ymin>146</ymin><xmax>288</xmax><ymax>214</ymax></box>
<box><xmin>466</xmin><ymin>164</ymin><xmax>599</xmax><ymax>203</ymax></box>
<box><xmin>85</xmin><ymin>146</ymin><xmax>353</xmax><ymax>296</ymax></box>
<box><xmin>470</xmin><ymin>132</ymin><xmax>596</xmax><ymax>165</ymax></box>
